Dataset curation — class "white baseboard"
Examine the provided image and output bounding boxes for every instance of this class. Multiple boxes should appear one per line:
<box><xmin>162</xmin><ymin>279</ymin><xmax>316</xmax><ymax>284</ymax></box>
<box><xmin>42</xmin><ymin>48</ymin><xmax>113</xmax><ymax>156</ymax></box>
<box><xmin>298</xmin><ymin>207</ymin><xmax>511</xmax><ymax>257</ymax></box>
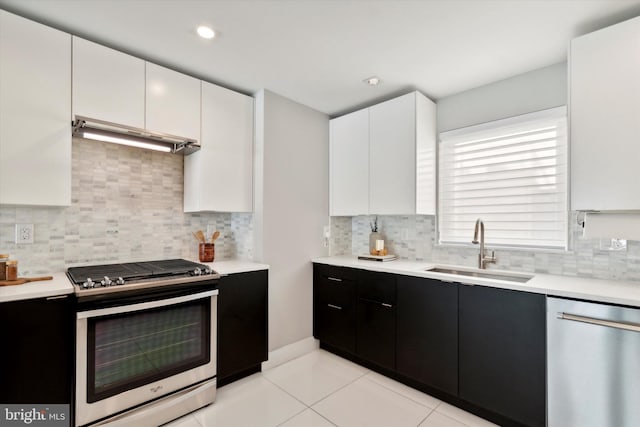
<box><xmin>262</xmin><ymin>336</ymin><xmax>319</xmax><ymax>371</ymax></box>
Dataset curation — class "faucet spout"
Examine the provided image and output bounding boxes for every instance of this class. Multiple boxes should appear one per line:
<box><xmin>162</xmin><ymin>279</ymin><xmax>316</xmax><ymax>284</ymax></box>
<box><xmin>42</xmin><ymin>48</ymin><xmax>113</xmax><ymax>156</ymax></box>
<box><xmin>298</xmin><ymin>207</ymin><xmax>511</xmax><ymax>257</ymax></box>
<box><xmin>472</xmin><ymin>218</ymin><xmax>482</xmax><ymax>244</ymax></box>
<box><xmin>471</xmin><ymin>218</ymin><xmax>496</xmax><ymax>269</ymax></box>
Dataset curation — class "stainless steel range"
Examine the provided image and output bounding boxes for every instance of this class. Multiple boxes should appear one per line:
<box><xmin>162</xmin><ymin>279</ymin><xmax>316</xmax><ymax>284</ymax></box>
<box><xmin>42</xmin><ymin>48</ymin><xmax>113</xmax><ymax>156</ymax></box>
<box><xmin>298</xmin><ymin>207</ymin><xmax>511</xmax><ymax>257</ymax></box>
<box><xmin>68</xmin><ymin>259</ymin><xmax>220</xmax><ymax>427</ymax></box>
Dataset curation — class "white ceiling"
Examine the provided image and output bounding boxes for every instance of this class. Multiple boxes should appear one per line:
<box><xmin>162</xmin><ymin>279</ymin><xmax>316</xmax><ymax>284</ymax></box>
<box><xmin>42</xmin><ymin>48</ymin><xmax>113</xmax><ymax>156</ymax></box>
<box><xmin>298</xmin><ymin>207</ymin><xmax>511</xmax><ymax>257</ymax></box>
<box><xmin>1</xmin><ymin>0</ymin><xmax>639</xmax><ymax>117</ymax></box>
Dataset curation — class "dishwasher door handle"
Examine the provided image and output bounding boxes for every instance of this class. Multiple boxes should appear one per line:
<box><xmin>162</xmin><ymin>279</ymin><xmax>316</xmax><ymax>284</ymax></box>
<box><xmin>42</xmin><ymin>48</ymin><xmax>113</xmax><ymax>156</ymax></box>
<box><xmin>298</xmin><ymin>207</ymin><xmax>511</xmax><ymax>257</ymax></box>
<box><xmin>558</xmin><ymin>312</ymin><xmax>640</xmax><ymax>333</ymax></box>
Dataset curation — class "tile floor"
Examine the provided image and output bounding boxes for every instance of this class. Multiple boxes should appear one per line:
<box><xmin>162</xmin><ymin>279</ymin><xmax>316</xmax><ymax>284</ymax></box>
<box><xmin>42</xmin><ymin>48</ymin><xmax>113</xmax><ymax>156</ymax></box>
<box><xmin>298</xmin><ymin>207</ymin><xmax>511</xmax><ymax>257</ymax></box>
<box><xmin>165</xmin><ymin>350</ymin><xmax>498</xmax><ymax>427</ymax></box>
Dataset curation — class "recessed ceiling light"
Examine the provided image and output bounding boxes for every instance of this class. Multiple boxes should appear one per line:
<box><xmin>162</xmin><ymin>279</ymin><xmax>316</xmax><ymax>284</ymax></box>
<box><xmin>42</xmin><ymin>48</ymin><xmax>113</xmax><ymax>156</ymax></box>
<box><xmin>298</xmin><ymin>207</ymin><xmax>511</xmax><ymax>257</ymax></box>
<box><xmin>363</xmin><ymin>76</ymin><xmax>381</xmax><ymax>86</ymax></box>
<box><xmin>197</xmin><ymin>25</ymin><xmax>215</xmax><ymax>39</ymax></box>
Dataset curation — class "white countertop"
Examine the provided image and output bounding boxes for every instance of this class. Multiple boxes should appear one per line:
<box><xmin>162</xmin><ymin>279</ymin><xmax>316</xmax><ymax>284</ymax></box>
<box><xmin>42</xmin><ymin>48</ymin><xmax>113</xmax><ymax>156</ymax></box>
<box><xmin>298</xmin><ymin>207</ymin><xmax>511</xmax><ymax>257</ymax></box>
<box><xmin>0</xmin><ymin>272</ymin><xmax>74</xmax><ymax>303</ymax></box>
<box><xmin>313</xmin><ymin>255</ymin><xmax>640</xmax><ymax>308</ymax></box>
<box><xmin>200</xmin><ymin>259</ymin><xmax>269</xmax><ymax>275</ymax></box>
<box><xmin>0</xmin><ymin>259</ymin><xmax>269</xmax><ymax>304</ymax></box>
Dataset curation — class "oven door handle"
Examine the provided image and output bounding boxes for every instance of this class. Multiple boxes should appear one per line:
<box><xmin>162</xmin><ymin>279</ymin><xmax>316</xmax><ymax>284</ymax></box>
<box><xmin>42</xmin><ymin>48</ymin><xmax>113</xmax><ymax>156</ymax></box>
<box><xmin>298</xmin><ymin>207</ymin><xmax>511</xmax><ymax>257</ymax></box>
<box><xmin>77</xmin><ymin>289</ymin><xmax>219</xmax><ymax>319</ymax></box>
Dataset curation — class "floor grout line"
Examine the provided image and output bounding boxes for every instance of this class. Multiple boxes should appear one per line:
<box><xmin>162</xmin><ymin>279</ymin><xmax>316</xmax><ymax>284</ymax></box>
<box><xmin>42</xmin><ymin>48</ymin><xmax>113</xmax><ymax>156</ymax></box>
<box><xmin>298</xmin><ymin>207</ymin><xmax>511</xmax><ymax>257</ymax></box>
<box><xmin>415</xmin><ymin>407</ymin><xmax>437</xmax><ymax>427</ymax></box>
<box><xmin>310</xmin><ymin>407</ymin><xmax>339</xmax><ymax>427</ymax></box>
<box><xmin>361</xmin><ymin>371</ymin><xmax>442</xmax><ymax>412</ymax></box>
<box><xmin>307</xmin><ymin>368</ymin><xmax>370</xmax><ymax>408</ymax></box>
<box><xmin>262</xmin><ymin>373</ymin><xmax>313</xmax><ymax>409</ymax></box>
<box><xmin>274</xmin><ymin>406</ymin><xmax>310</xmax><ymax>427</ymax></box>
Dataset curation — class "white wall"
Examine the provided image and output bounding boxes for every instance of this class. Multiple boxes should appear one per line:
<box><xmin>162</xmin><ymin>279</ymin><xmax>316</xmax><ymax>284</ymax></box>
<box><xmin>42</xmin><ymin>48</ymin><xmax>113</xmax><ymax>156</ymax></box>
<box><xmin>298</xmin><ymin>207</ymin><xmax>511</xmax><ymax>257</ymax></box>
<box><xmin>254</xmin><ymin>90</ymin><xmax>330</xmax><ymax>352</ymax></box>
<box><xmin>437</xmin><ymin>62</ymin><xmax>567</xmax><ymax>132</ymax></box>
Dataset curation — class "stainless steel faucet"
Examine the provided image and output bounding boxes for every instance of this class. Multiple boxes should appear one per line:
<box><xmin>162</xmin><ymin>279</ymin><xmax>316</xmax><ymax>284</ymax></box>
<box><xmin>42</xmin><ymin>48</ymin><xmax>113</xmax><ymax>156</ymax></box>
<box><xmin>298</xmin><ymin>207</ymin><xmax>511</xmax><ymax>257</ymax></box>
<box><xmin>472</xmin><ymin>218</ymin><xmax>496</xmax><ymax>269</ymax></box>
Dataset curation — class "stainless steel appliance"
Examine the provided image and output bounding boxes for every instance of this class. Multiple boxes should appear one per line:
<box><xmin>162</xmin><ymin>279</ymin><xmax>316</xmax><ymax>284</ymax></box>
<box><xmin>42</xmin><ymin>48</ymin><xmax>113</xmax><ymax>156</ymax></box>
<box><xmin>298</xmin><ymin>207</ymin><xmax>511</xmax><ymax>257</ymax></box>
<box><xmin>547</xmin><ymin>297</ymin><xmax>640</xmax><ymax>427</ymax></box>
<box><xmin>68</xmin><ymin>259</ymin><xmax>220</xmax><ymax>427</ymax></box>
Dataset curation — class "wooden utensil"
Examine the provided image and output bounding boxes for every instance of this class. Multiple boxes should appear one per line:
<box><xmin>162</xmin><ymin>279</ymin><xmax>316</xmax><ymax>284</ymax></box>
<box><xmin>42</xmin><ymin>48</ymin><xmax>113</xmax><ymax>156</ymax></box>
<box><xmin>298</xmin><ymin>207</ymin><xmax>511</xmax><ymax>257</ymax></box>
<box><xmin>192</xmin><ymin>230</ymin><xmax>206</xmax><ymax>243</ymax></box>
<box><xmin>211</xmin><ymin>231</ymin><xmax>220</xmax><ymax>243</ymax></box>
<box><xmin>0</xmin><ymin>276</ymin><xmax>53</xmax><ymax>286</ymax></box>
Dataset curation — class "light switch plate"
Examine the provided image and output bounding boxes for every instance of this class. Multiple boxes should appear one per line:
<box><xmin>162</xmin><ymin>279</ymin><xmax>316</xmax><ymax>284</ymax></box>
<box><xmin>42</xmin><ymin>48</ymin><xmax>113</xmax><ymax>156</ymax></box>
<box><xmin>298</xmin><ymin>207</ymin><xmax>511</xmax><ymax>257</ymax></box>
<box><xmin>15</xmin><ymin>223</ymin><xmax>34</xmax><ymax>244</ymax></box>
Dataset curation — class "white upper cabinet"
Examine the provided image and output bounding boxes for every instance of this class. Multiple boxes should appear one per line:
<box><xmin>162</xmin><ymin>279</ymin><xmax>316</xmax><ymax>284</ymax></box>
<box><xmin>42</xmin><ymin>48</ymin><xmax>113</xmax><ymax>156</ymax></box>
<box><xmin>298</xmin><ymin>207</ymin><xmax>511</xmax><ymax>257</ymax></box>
<box><xmin>184</xmin><ymin>82</ymin><xmax>254</xmax><ymax>212</ymax></box>
<box><xmin>415</xmin><ymin>94</ymin><xmax>437</xmax><ymax>215</ymax></box>
<box><xmin>329</xmin><ymin>109</ymin><xmax>369</xmax><ymax>216</ymax></box>
<box><xmin>329</xmin><ymin>91</ymin><xmax>436</xmax><ymax>216</ymax></box>
<box><xmin>570</xmin><ymin>16</ymin><xmax>640</xmax><ymax>211</ymax></box>
<box><xmin>370</xmin><ymin>92</ymin><xmax>436</xmax><ymax>215</ymax></box>
<box><xmin>72</xmin><ymin>37</ymin><xmax>145</xmax><ymax>128</ymax></box>
<box><xmin>0</xmin><ymin>11</ymin><xmax>71</xmax><ymax>206</ymax></box>
<box><xmin>146</xmin><ymin>62</ymin><xmax>201</xmax><ymax>140</ymax></box>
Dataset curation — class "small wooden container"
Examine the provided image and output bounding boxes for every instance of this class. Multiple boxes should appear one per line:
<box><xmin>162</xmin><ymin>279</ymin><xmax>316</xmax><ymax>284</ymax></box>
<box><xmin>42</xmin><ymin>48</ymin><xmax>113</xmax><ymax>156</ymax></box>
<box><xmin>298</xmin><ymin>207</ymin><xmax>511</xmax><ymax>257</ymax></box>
<box><xmin>6</xmin><ymin>260</ymin><xmax>18</xmax><ymax>281</ymax></box>
<box><xmin>0</xmin><ymin>254</ymin><xmax>8</xmax><ymax>281</ymax></box>
<box><xmin>199</xmin><ymin>243</ymin><xmax>215</xmax><ymax>262</ymax></box>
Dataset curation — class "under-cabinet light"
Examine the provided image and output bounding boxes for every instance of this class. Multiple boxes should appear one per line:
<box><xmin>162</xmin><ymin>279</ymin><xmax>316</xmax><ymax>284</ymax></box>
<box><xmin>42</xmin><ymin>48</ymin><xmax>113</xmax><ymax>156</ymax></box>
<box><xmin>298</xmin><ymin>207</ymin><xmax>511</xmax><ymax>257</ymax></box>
<box><xmin>81</xmin><ymin>132</ymin><xmax>173</xmax><ymax>153</ymax></box>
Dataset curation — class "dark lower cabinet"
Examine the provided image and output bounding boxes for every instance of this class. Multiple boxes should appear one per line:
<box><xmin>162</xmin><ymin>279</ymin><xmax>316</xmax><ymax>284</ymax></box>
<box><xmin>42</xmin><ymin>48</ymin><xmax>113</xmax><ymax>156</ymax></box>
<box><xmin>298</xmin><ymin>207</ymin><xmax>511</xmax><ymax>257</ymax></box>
<box><xmin>217</xmin><ymin>270</ymin><xmax>268</xmax><ymax>385</ymax></box>
<box><xmin>313</xmin><ymin>264</ymin><xmax>547</xmax><ymax>427</ymax></box>
<box><xmin>313</xmin><ymin>264</ymin><xmax>357</xmax><ymax>353</ymax></box>
<box><xmin>0</xmin><ymin>295</ymin><xmax>72</xmax><ymax>404</ymax></box>
<box><xmin>396</xmin><ymin>276</ymin><xmax>458</xmax><ymax>396</ymax></box>
<box><xmin>459</xmin><ymin>284</ymin><xmax>546</xmax><ymax>427</ymax></box>
<box><xmin>356</xmin><ymin>270</ymin><xmax>396</xmax><ymax>371</ymax></box>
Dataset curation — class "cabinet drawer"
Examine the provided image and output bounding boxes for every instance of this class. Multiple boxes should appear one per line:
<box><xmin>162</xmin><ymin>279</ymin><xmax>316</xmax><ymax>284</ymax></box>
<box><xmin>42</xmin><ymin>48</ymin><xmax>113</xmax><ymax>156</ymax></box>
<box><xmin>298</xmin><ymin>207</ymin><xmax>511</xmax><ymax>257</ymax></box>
<box><xmin>316</xmin><ymin>279</ymin><xmax>355</xmax><ymax>307</ymax></box>
<box><xmin>358</xmin><ymin>270</ymin><xmax>396</xmax><ymax>304</ymax></box>
<box><xmin>314</xmin><ymin>263</ymin><xmax>358</xmax><ymax>281</ymax></box>
<box><xmin>314</xmin><ymin>264</ymin><xmax>357</xmax><ymax>305</ymax></box>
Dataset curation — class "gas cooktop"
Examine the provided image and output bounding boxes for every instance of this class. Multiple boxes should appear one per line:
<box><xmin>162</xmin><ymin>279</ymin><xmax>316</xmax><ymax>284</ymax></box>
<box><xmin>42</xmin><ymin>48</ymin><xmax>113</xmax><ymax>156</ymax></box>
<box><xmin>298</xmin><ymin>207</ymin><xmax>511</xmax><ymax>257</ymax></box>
<box><xmin>67</xmin><ymin>259</ymin><xmax>219</xmax><ymax>296</ymax></box>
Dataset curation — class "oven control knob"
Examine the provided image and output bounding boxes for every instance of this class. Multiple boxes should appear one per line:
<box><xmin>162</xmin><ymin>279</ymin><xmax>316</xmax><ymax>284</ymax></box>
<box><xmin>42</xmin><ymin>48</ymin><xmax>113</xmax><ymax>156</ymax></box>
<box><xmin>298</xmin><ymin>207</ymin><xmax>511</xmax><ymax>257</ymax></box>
<box><xmin>116</xmin><ymin>277</ymin><xmax>125</xmax><ymax>286</ymax></box>
<box><xmin>82</xmin><ymin>278</ymin><xmax>95</xmax><ymax>289</ymax></box>
<box><xmin>203</xmin><ymin>268</ymin><xmax>212</xmax><ymax>275</ymax></box>
<box><xmin>193</xmin><ymin>268</ymin><xmax>202</xmax><ymax>276</ymax></box>
<box><xmin>101</xmin><ymin>276</ymin><xmax>112</xmax><ymax>287</ymax></box>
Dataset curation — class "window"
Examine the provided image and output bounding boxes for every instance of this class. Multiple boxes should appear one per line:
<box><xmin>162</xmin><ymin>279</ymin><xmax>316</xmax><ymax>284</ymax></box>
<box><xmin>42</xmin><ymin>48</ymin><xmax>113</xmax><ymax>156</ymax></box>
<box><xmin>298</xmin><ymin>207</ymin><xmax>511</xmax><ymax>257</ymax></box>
<box><xmin>438</xmin><ymin>106</ymin><xmax>568</xmax><ymax>250</ymax></box>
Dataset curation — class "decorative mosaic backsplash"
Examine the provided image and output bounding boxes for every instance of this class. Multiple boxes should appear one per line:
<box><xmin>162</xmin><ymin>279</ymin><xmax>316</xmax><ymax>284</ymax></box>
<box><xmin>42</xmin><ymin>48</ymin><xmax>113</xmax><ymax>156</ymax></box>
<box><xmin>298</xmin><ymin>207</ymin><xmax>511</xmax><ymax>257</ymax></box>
<box><xmin>330</xmin><ymin>213</ymin><xmax>640</xmax><ymax>282</ymax></box>
<box><xmin>0</xmin><ymin>138</ymin><xmax>253</xmax><ymax>275</ymax></box>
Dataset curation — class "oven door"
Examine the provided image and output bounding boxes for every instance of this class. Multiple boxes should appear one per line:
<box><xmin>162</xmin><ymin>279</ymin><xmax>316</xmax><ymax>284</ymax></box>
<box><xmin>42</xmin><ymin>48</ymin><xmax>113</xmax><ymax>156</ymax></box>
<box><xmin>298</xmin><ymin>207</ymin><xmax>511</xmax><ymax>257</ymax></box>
<box><xmin>76</xmin><ymin>289</ymin><xmax>217</xmax><ymax>427</ymax></box>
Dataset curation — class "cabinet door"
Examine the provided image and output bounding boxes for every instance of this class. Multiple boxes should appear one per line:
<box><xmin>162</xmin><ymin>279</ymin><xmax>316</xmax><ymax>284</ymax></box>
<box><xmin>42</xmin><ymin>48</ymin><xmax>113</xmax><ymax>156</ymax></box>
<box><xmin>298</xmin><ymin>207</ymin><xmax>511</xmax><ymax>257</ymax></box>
<box><xmin>459</xmin><ymin>285</ymin><xmax>546</xmax><ymax>427</ymax></box>
<box><xmin>369</xmin><ymin>93</ymin><xmax>416</xmax><ymax>215</ymax></box>
<box><xmin>184</xmin><ymin>82</ymin><xmax>254</xmax><ymax>212</ymax></box>
<box><xmin>313</xmin><ymin>264</ymin><xmax>357</xmax><ymax>353</ymax></box>
<box><xmin>415</xmin><ymin>94</ymin><xmax>437</xmax><ymax>215</ymax></box>
<box><xmin>145</xmin><ymin>62</ymin><xmax>201</xmax><ymax>140</ymax></box>
<box><xmin>397</xmin><ymin>276</ymin><xmax>458</xmax><ymax>395</ymax></box>
<box><xmin>0</xmin><ymin>11</ymin><xmax>71</xmax><ymax>206</ymax></box>
<box><xmin>72</xmin><ymin>37</ymin><xmax>145</xmax><ymax>128</ymax></box>
<box><xmin>570</xmin><ymin>17</ymin><xmax>640</xmax><ymax>210</ymax></box>
<box><xmin>329</xmin><ymin>109</ymin><xmax>369</xmax><ymax>216</ymax></box>
<box><xmin>0</xmin><ymin>295</ymin><xmax>72</xmax><ymax>403</ymax></box>
<box><xmin>356</xmin><ymin>270</ymin><xmax>396</xmax><ymax>370</ymax></box>
<box><xmin>217</xmin><ymin>270</ymin><xmax>268</xmax><ymax>384</ymax></box>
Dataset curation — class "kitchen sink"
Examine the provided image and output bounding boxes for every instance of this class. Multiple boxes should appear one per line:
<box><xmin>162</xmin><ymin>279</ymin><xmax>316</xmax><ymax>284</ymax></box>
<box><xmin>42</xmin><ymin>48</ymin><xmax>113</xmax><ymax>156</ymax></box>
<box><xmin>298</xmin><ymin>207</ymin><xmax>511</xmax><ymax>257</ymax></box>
<box><xmin>426</xmin><ymin>267</ymin><xmax>533</xmax><ymax>283</ymax></box>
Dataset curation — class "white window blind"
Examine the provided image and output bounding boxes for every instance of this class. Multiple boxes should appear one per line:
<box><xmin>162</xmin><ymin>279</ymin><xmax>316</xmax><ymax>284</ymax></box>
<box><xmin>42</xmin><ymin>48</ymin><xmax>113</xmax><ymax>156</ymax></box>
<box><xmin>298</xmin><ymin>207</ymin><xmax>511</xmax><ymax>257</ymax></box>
<box><xmin>438</xmin><ymin>106</ymin><xmax>568</xmax><ymax>249</ymax></box>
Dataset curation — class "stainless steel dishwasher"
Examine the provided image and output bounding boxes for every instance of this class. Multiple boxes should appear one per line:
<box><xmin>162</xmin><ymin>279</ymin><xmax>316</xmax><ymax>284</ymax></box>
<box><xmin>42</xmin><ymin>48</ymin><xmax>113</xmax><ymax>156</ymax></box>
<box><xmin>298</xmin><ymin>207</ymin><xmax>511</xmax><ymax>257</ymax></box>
<box><xmin>547</xmin><ymin>297</ymin><xmax>640</xmax><ymax>427</ymax></box>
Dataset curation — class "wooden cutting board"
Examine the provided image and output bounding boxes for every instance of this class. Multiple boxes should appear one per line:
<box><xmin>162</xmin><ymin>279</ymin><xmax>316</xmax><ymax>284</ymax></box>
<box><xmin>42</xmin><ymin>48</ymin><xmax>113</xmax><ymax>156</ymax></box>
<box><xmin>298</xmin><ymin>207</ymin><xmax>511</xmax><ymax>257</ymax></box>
<box><xmin>0</xmin><ymin>276</ymin><xmax>53</xmax><ymax>286</ymax></box>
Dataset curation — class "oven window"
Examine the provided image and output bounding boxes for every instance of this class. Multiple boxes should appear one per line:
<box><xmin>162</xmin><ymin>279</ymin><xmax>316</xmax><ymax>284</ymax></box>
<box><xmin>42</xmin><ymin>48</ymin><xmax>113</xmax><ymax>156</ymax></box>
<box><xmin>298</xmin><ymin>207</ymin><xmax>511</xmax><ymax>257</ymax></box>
<box><xmin>87</xmin><ymin>298</ymin><xmax>210</xmax><ymax>402</ymax></box>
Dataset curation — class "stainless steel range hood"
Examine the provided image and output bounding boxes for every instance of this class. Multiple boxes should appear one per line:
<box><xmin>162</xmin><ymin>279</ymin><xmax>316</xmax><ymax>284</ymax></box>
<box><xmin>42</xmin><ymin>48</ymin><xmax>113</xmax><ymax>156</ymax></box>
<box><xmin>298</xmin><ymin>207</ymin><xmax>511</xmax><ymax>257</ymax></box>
<box><xmin>71</xmin><ymin>116</ymin><xmax>200</xmax><ymax>155</ymax></box>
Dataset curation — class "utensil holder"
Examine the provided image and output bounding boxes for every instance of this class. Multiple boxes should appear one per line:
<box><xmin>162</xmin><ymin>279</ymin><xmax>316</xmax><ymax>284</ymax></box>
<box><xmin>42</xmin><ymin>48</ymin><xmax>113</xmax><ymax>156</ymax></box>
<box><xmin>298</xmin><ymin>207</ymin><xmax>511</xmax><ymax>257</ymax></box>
<box><xmin>199</xmin><ymin>243</ymin><xmax>215</xmax><ymax>262</ymax></box>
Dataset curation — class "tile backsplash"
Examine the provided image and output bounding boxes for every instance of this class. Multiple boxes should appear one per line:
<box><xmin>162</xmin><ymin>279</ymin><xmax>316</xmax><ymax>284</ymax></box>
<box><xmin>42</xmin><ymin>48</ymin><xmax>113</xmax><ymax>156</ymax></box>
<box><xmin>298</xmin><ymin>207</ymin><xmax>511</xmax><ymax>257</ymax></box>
<box><xmin>0</xmin><ymin>139</ymin><xmax>253</xmax><ymax>275</ymax></box>
<box><xmin>331</xmin><ymin>213</ymin><xmax>640</xmax><ymax>282</ymax></box>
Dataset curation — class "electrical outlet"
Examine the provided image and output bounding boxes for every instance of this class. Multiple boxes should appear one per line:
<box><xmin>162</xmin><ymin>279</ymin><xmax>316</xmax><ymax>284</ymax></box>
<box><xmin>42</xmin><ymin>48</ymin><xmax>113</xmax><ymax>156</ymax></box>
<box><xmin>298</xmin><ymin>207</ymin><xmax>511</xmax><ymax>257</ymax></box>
<box><xmin>15</xmin><ymin>224</ymin><xmax>34</xmax><ymax>244</ymax></box>
<box><xmin>323</xmin><ymin>225</ymin><xmax>330</xmax><ymax>248</ymax></box>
